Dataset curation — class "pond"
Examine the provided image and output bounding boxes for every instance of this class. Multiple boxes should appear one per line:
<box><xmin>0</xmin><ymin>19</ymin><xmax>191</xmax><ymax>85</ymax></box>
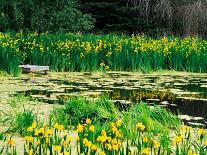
<box><xmin>6</xmin><ymin>72</ymin><xmax>207</xmax><ymax>127</ymax></box>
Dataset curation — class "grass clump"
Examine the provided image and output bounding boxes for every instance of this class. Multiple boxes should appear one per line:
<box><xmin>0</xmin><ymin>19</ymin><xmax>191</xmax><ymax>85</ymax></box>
<box><xmin>51</xmin><ymin>96</ymin><xmax>181</xmax><ymax>135</ymax></box>
<box><xmin>8</xmin><ymin>94</ymin><xmax>30</xmax><ymax>108</ymax></box>
<box><xmin>9</xmin><ymin>109</ymin><xmax>36</xmax><ymax>135</ymax></box>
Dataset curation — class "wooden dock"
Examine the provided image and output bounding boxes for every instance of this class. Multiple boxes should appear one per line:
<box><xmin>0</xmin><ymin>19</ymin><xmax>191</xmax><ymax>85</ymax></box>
<box><xmin>19</xmin><ymin>65</ymin><xmax>49</xmax><ymax>75</ymax></box>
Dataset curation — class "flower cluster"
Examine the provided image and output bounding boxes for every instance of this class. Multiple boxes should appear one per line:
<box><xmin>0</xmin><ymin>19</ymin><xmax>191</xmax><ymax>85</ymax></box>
<box><xmin>1</xmin><ymin>119</ymin><xmax>207</xmax><ymax>155</ymax></box>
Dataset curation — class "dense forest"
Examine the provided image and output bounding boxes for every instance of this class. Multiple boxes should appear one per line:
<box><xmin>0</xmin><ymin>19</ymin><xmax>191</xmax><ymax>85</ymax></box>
<box><xmin>0</xmin><ymin>0</ymin><xmax>207</xmax><ymax>36</ymax></box>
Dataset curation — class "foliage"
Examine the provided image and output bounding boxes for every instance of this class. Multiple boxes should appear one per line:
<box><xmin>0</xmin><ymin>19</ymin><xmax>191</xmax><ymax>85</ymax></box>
<box><xmin>0</xmin><ymin>0</ymin><xmax>95</xmax><ymax>32</ymax></box>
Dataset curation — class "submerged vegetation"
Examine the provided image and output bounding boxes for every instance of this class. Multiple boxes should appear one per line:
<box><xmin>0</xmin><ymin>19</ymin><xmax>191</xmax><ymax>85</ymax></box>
<box><xmin>1</xmin><ymin>32</ymin><xmax>207</xmax><ymax>75</ymax></box>
<box><xmin>0</xmin><ymin>97</ymin><xmax>207</xmax><ymax>155</ymax></box>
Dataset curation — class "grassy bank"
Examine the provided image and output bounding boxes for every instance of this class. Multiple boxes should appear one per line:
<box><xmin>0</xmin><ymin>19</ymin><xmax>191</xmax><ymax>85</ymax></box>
<box><xmin>1</xmin><ymin>32</ymin><xmax>207</xmax><ymax>75</ymax></box>
<box><xmin>1</xmin><ymin>96</ymin><xmax>207</xmax><ymax>155</ymax></box>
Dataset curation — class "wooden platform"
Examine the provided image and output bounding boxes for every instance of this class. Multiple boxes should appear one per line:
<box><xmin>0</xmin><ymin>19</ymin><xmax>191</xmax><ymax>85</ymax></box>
<box><xmin>19</xmin><ymin>65</ymin><xmax>49</xmax><ymax>75</ymax></box>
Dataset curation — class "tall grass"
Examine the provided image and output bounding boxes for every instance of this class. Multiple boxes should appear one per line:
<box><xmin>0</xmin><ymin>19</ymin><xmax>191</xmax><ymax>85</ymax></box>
<box><xmin>52</xmin><ymin>96</ymin><xmax>181</xmax><ymax>135</ymax></box>
<box><xmin>1</xmin><ymin>32</ymin><xmax>207</xmax><ymax>74</ymax></box>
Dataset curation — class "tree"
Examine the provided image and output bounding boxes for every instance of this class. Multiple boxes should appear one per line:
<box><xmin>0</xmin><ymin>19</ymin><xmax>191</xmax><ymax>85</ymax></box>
<box><xmin>0</xmin><ymin>0</ymin><xmax>95</xmax><ymax>32</ymax></box>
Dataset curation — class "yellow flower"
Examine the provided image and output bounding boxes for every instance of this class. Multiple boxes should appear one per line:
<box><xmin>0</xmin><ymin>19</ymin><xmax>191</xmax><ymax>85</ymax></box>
<box><xmin>80</xmin><ymin>153</ymin><xmax>85</xmax><ymax>155</ymax></box>
<box><xmin>116</xmin><ymin>120</ymin><xmax>122</xmax><ymax>127</ymax></box>
<box><xmin>188</xmin><ymin>150</ymin><xmax>198</xmax><ymax>155</ymax></box>
<box><xmin>100</xmin><ymin>62</ymin><xmax>105</xmax><ymax>67</ymax></box>
<box><xmin>46</xmin><ymin>137</ymin><xmax>49</xmax><ymax>144</ymax></box>
<box><xmin>28</xmin><ymin>149</ymin><xmax>33</xmax><ymax>155</ymax></box>
<box><xmin>152</xmin><ymin>139</ymin><xmax>159</xmax><ymax>149</ymax></box>
<box><xmin>7</xmin><ymin>138</ymin><xmax>14</xmax><ymax>146</ymax></box>
<box><xmin>97</xmin><ymin>136</ymin><xmax>107</xmax><ymax>143</ymax></box>
<box><xmin>204</xmin><ymin>139</ymin><xmax>207</xmax><ymax>146</ymax></box>
<box><xmin>143</xmin><ymin>136</ymin><xmax>148</xmax><ymax>143</ymax></box>
<box><xmin>31</xmin><ymin>122</ymin><xmax>37</xmax><ymax>129</ymax></box>
<box><xmin>62</xmin><ymin>140</ymin><xmax>66</xmax><ymax>147</ymax></box>
<box><xmin>136</xmin><ymin>122</ymin><xmax>145</xmax><ymax>132</ymax></box>
<box><xmin>115</xmin><ymin>131</ymin><xmax>122</xmax><ymax>138</ymax></box>
<box><xmin>91</xmin><ymin>144</ymin><xmax>97</xmax><ymax>151</ymax></box>
<box><xmin>105</xmin><ymin>66</ymin><xmax>110</xmax><ymax>71</ymax></box>
<box><xmin>181</xmin><ymin>125</ymin><xmax>191</xmax><ymax>133</ymax></box>
<box><xmin>64</xmin><ymin>152</ymin><xmax>70</xmax><ymax>155</ymax></box>
<box><xmin>198</xmin><ymin>128</ymin><xmax>205</xmax><ymax>136</ymax></box>
<box><xmin>24</xmin><ymin>136</ymin><xmax>34</xmax><ymax>143</ymax></box>
<box><xmin>27</xmin><ymin>126</ymin><xmax>33</xmax><ymax>132</ymax></box>
<box><xmin>76</xmin><ymin>124</ymin><xmax>84</xmax><ymax>133</ymax></box>
<box><xmin>173</xmin><ymin>135</ymin><xmax>183</xmax><ymax>145</ymax></box>
<box><xmin>89</xmin><ymin>125</ymin><xmax>95</xmax><ymax>132</ymax></box>
<box><xmin>46</xmin><ymin>129</ymin><xmax>53</xmax><ymax>135</ymax></box>
<box><xmin>53</xmin><ymin>123</ymin><xmax>59</xmax><ymax>129</ymax></box>
<box><xmin>38</xmin><ymin>128</ymin><xmax>45</xmax><ymax>135</ymax></box>
<box><xmin>100</xmin><ymin>151</ymin><xmax>106</xmax><ymax>155</ymax></box>
<box><xmin>106</xmin><ymin>143</ymin><xmax>112</xmax><ymax>150</ymax></box>
<box><xmin>37</xmin><ymin>140</ymin><xmax>41</xmax><ymax>145</ymax></box>
<box><xmin>107</xmin><ymin>136</ymin><xmax>112</xmax><ymax>143</ymax></box>
<box><xmin>142</xmin><ymin>148</ymin><xmax>150</xmax><ymax>155</ymax></box>
<box><xmin>53</xmin><ymin>145</ymin><xmax>61</xmax><ymax>152</ymax></box>
<box><xmin>34</xmin><ymin>130</ymin><xmax>39</xmax><ymax>136</ymax></box>
<box><xmin>85</xmin><ymin>141</ymin><xmax>92</xmax><ymax>148</ymax></box>
<box><xmin>86</xmin><ymin>118</ymin><xmax>92</xmax><ymax>124</ymax></box>
<box><xmin>67</xmin><ymin>136</ymin><xmax>72</xmax><ymax>142</ymax></box>
<box><xmin>57</xmin><ymin>125</ymin><xmax>64</xmax><ymax>131</ymax></box>
<box><xmin>112</xmin><ymin>144</ymin><xmax>119</xmax><ymax>151</ymax></box>
<box><xmin>111</xmin><ymin>126</ymin><xmax>118</xmax><ymax>134</ymax></box>
<box><xmin>101</xmin><ymin>130</ymin><xmax>107</xmax><ymax>137</ymax></box>
<box><xmin>83</xmin><ymin>138</ymin><xmax>88</xmax><ymax>145</ymax></box>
